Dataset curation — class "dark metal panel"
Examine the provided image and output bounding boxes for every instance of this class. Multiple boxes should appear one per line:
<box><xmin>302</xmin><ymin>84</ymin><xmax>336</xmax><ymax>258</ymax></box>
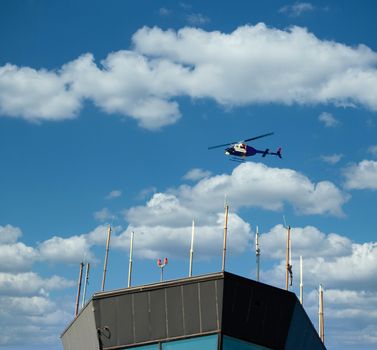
<box><xmin>199</xmin><ymin>280</ymin><xmax>219</xmax><ymax>332</ymax></box>
<box><xmin>115</xmin><ymin>294</ymin><xmax>135</xmax><ymax>345</ymax></box>
<box><xmin>133</xmin><ymin>291</ymin><xmax>151</xmax><ymax>343</ymax></box>
<box><xmin>222</xmin><ymin>272</ymin><xmax>296</xmax><ymax>350</ymax></box>
<box><xmin>182</xmin><ymin>282</ymin><xmax>200</xmax><ymax>335</ymax></box>
<box><xmin>149</xmin><ymin>288</ymin><xmax>167</xmax><ymax>340</ymax></box>
<box><xmin>166</xmin><ymin>285</ymin><xmax>184</xmax><ymax>338</ymax></box>
<box><xmin>96</xmin><ymin>297</ymin><xmax>118</xmax><ymax>348</ymax></box>
<box><xmin>285</xmin><ymin>301</ymin><xmax>327</xmax><ymax>350</ymax></box>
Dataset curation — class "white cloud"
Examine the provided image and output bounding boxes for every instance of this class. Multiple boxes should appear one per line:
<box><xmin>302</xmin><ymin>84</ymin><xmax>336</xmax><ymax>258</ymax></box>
<box><xmin>106</xmin><ymin>189</ymin><xmax>122</xmax><ymax>199</ymax></box>
<box><xmin>343</xmin><ymin>160</ymin><xmax>377</xmax><ymax>190</ymax></box>
<box><xmin>0</xmin><ymin>242</ymin><xmax>38</xmax><ymax>272</ymax></box>
<box><xmin>114</xmin><ymin>212</ymin><xmax>251</xmax><ymax>259</ymax></box>
<box><xmin>0</xmin><ymin>272</ymin><xmax>73</xmax><ymax>296</ymax></box>
<box><xmin>279</xmin><ymin>2</ymin><xmax>315</xmax><ymax>16</ymax></box>
<box><xmin>183</xmin><ymin>168</ymin><xmax>212</xmax><ymax>181</ymax></box>
<box><xmin>178</xmin><ymin>162</ymin><xmax>348</xmax><ymax>216</ymax></box>
<box><xmin>186</xmin><ymin>13</ymin><xmax>210</xmax><ymax>25</ymax></box>
<box><xmin>261</xmin><ymin>226</ymin><xmax>377</xmax><ymax>291</ymax></box>
<box><xmin>120</xmin><ymin>163</ymin><xmax>347</xmax><ymax>259</ymax></box>
<box><xmin>318</xmin><ymin>112</ymin><xmax>340</xmax><ymax>127</ymax></box>
<box><xmin>320</xmin><ymin>153</ymin><xmax>343</xmax><ymax>164</ymax></box>
<box><xmin>94</xmin><ymin>207</ymin><xmax>115</xmax><ymax>221</ymax></box>
<box><xmin>260</xmin><ymin>224</ymin><xmax>352</xmax><ymax>260</ymax></box>
<box><xmin>0</xmin><ymin>64</ymin><xmax>81</xmax><ymax>122</ymax></box>
<box><xmin>0</xmin><ymin>295</ymin><xmax>72</xmax><ymax>346</ymax></box>
<box><xmin>0</xmin><ymin>224</ymin><xmax>22</xmax><ymax>244</ymax></box>
<box><xmin>38</xmin><ymin>235</ymin><xmax>94</xmax><ymax>264</ymax></box>
<box><xmin>1</xmin><ymin>24</ymin><xmax>377</xmax><ymax>129</ymax></box>
<box><xmin>368</xmin><ymin>145</ymin><xmax>377</xmax><ymax>157</ymax></box>
<box><xmin>133</xmin><ymin>25</ymin><xmax>377</xmax><ymax>110</ymax></box>
<box><xmin>158</xmin><ymin>7</ymin><xmax>171</xmax><ymax>16</ymax></box>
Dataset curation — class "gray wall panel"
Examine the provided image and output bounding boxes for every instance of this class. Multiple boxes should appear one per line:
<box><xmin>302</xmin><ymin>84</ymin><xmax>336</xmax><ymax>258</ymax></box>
<box><xmin>115</xmin><ymin>294</ymin><xmax>135</xmax><ymax>345</ymax></box>
<box><xmin>166</xmin><ymin>286</ymin><xmax>184</xmax><ymax>337</ymax></box>
<box><xmin>133</xmin><ymin>291</ymin><xmax>151</xmax><ymax>343</ymax></box>
<box><xmin>61</xmin><ymin>301</ymin><xmax>99</xmax><ymax>350</ymax></box>
<box><xmin>150</xmin><ymin>288</ymin><xmax>167</xmax><ymax>340</ymax></box>
<box><xmin>199</xmin><ymin>280</ymin><xmax>219</xmax><ymax>332</ymax></box>
<box><xmin>182</xmin><ymin>282</ymin><xmax>200</xmax><ymax>335</ymax></box>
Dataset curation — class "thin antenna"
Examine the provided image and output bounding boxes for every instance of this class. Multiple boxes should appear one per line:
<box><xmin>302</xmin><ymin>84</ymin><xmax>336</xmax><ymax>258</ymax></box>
<box><xmin>222</xmin><ymin>204</ymin><xmax>229</xmax><ymax>272</ymax></box>
<box><xmin>74</xmin><ymin>262</ymin><xmax>84</xmax><ymax>317</ymax></box>
<box><xmin>189</xmin><ymin>220</ymin><xmax>195</xmax><ymax>277</ymax></box>
<box><xmin>81</xmin><ymin>262</ymin><xmax>90</xmax><ymax>309</ymax></box>
<box><xmin>101</xmin><ymin>226</ymin><xmax>112</xmax><ymax>291</ymax></box>
<box><xmin>127</xmin><ymin>231</ymin><xmax>134</xmax><ymax>288</ymax></box>
<box><xmin>289</xmin><ymin>231</ymin><xmax>293</xmax><ymax>286</ymax></box>
<box><xmin>285</xmin><ymin>225</ymin><xmax>292</xmax><ymax>290</ymax></box>
<box><xmin>255</xmin><ymin>225</ymin><xmax>261</xmax><ymax>282</ymax></box>
<box><xmin>319</xmin><ymin>284</ymin><xmax>325</xmax><ymax>343</ymax></box>
<box><xmin>300</xmin><ymin>256</ymin><xmax>303</xmax><ymax>305</ymax></box>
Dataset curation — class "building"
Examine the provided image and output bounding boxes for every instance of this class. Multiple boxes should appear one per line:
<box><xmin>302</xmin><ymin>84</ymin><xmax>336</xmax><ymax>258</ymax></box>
<box><xmin>61</xmin><ymin>271</ymin><xmax>326</xmax><ymax>350</ymax></box>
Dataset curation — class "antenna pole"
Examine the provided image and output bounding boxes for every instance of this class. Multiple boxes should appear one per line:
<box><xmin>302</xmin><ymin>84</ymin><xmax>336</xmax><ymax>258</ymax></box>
<box><xmin>255</xmin><ymin>226</ymin><xmax>260</xmax><ymax>281</ymax></box>
<box><xmin>75</xmin><ymin>262</ymin><xmax>84</xmax><ymax>317</ymax></box>
<box><xmin>81</xmin><ymin>262</ymin><xmax>90</xmax><ymax>309</ymax></box>
<box><xmin>222</xmin><ymin>205</ymin><xmax>229</xmax><ymax>272</ymax></box>
<box><xmin>189</xmin><ymin>220</ymin><xmax>195</xmax><ymax>277</ymax></box>
<box><xmin>319</xmin><ymin>284</ymin><xmax>325</xmax><ymax>343</ymax></box>
<box><xmin>127</xmin><ymin>231</ymin><xmax>134</xmax><ymax>288</ymax></box>
<box><xmin>285</xmin><ymin>225</ymin><xmax>291</xmax><ymax>290</ymax></box>
<box><xmin>101</xmin><ymin>226</ymin><xmax>112</xmax><ymax>292</ymax></box>
<box><xmin>300</xmin><ymin>256</ymin><xmax>303</xmax><ymax>305</ymax></box>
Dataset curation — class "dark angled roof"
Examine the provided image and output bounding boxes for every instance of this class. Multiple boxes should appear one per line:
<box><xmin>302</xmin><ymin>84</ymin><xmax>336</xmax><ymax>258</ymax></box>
<box><xmin>61</xmin><ymin>271</ymin><xmax>326</xmax><ymax>350</ymax></box>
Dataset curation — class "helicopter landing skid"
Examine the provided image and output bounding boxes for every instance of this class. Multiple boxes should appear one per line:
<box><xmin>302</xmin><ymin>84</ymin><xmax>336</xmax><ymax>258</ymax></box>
<box><xmin>230</xmin><ymin>157</ymin><xmax>245</xmax><ymax>163</ymax></box>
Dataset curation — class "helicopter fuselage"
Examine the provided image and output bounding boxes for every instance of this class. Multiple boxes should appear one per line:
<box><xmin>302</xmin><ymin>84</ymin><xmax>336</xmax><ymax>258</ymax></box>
<box><xmin>225</xmin><ymin>143</ymin><xmax>258</xmax><ymax>157</ymax></box>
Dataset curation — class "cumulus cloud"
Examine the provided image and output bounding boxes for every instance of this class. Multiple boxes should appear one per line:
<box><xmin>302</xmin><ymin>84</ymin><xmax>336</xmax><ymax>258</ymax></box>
<box><xmin>1</xmin><ymin>24</ymin><xmax>377</xmax><ymax>128</ymax></box>
<box><xmin>368</xmin><ymin>145</ymin><xmax>377</xmax><ymax>157</ymax></box>
<box><xmin>279</xmin><ymin>2</ymin><xmax>315</xmax><ymax>16</ymax></box>
<box><xmin>318</xmin><ymin>112</ymin><xmax>341</xmax><ymax>127</ymax></box>
<box><xmin>186</xmin><ymin>13</ymin><xmax>210</xmax><ymax>25</ymax></box>
<box><xmin>38</xmin><ymin>234</ymin><xmax>96</xmax><ymax>264</ymax></box>
<box><xmin>320</xmin><ymin>153</ymin><xmax>343</xmax><ymax>164</ymax></box>
<box><xmin>106</xmin><ymin>189</ymin><xmax>122</xmax><ymax>199</ymax></box>
<box><xmin>260</xmin><ymin>224</ymin><xmax>352</xmax><ymax>260</ymax></box>
<box><xmin>116</xmin><ymin>163</ymin><xmax>348</xmax><ymax>259</ymax></box>
<box><xmin>114</xmin><ymin>212</ymin><xmax>251</xmax><ymax>259</ymax></box>
<box><xmin>0</xmin><ymin>272</ymin><xmax>73</xmax><ymax>296</ymax></box>
<box><xmin>0</xmin><ymin>224</ymin><xmax>22</xmax><ymax>244</ymax></box>
<box><xmin>343</xmin><ymin>160</ymin><xmax>377</xmax><ymax>190</ymax></box>
<box><xmin>0</xmin><ymin>242</ymin><xmax>38</xmax><ymax>272</ymax></box>
<box><xmin>183</xmin><ymin>168</ymin><xmax>212</xmax><ymax>181</ymax></box>
<box><xmin>94</xmin><ymin>207</ymin><xmax>115</xmax><ymax>222</ymax></box>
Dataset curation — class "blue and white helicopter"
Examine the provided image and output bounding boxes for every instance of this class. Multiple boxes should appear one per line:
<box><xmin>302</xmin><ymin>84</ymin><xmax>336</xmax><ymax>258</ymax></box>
<box><xmin>208</xmin><ymin>132</ymin><xmax>282</xmax><ymax>162</ymax></box>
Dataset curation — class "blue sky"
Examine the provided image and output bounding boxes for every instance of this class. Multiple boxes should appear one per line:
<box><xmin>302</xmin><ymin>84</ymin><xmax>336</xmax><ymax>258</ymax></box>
<box><xmin>1</xmin><ymin>1</ymin><xmax>377</xmax><ymax>349</ymax></box>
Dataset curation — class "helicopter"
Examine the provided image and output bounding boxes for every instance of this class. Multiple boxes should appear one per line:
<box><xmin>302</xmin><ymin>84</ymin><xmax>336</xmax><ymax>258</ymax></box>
<box><xmin>208</xmin><ymin>132</ymin><xmax>282</xmax><ymax>162</ymax></box>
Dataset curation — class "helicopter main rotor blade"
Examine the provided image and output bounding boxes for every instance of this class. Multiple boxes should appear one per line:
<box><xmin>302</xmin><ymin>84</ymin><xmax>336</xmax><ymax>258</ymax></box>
<box><xmin>243</xmin><ymin>132</ymin><xmax>274</xmax><ymax>143</ymax></box>
<box><xmin>208</xmin><ymin>142</ymin><xmax>237</xmax><ymax>150</ymax></box>
<box><xmin>208</xmin><ymin>132</ymin><xmax>274</xmax><ymax>150</ymax></box>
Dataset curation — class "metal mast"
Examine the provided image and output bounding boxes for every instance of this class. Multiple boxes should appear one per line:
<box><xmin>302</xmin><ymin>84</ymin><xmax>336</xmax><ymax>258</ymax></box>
<box><xmin>255</xmin><ymin>226</ymin><xmax>261</xmax><ymax>281</ymax></box>
<box><xmin>319</xmin><ymin>284</ymin><xmax>325</xmax><ymax>344</ymax></box>
<box><xmin>189</xmin><ymin>220</ymin><xmax>195</xmax><ymax>277</ymax></box>
<box><xmin>81</xmin><ymin>262</ymin><xmax>90</xmax><ymax>309</ymax></box>
<box><xmin>74</xmin><ymin>262</ymin><xmax>84</xmax><ymax>317</ymax></box>
<box><xmin>127</xmin><ymin>231</ymin><xmax>134</xmax><ymax>288</ymax></box>
<box><xmin>222</xmin><ymin>204</ymin><xmax>229</xmax><ymax>272</ymax></box>
<box><xmin>300</xmin><ymin>256</ymin><xmax>303</xmax><ymax>305</ymax></box>
<box><xmin>101</xmin><ymin>226</ymin><xmax>112</xmax><ymax>291</ymax></box>
<box><xmin>285</xmin><ymin>225</ymin><xmax>291</xmax><ymax>290</ymax></box>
